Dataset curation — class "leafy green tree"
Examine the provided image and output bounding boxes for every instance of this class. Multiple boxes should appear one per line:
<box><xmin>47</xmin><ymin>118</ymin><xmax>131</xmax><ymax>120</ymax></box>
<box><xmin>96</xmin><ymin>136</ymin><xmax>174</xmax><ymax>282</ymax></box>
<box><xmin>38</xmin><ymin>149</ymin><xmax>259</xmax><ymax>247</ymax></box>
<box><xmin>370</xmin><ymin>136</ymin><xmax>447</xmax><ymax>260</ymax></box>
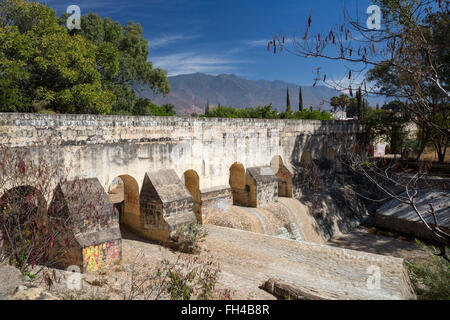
<box><xmin>0</xmin><ymin>0</ymin><xmax>116</xmax><ymax>114</ymax></box>
<box><xmin>204</xmin><ymin>104</ymin><xmax>332</xmax><ymax>120</ymax></box>
<box><xmin>63</xmin><ymin>12</ymin><xmax>171</xmax><ymax>115</ymax></box>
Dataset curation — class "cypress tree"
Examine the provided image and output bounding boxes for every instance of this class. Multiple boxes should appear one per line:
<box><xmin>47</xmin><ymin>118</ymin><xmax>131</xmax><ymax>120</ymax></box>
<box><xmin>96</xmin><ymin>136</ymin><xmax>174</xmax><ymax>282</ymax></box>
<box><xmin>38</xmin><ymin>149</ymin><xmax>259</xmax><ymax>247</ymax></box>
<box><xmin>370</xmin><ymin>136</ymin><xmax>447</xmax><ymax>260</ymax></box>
<box><xmin>286</xmin><ymin>87</ymin><xmax>291</xmax><ymax>113</ymax></box>
<box><xmin>357</xmin><ymin>87</ymin><xmax>362</xmax><ymax>120</ymax></box>
<box><xmin>299</xmin><ymin>86</ymin><xmax>303</xmax><ymax>111</ymax></box>
<box><xmin>205</xmin><ymin>100</ymin><xmax>210</xmax><ymax>116</ymax></box>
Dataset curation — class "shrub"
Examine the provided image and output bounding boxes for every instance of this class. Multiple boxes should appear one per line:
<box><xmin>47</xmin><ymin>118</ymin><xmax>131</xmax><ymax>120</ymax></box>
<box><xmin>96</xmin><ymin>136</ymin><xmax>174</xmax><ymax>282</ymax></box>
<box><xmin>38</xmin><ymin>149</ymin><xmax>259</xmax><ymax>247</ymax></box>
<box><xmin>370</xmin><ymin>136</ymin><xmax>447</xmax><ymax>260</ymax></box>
<box><xmin>172</xmin><ymin>222</ymin><xmax>208</xmax><ymax>254</ymax></box>
<box><xmin>119</xmin><ymin>251</ymin><xmax>230</xmax><ymax>300</ymax></box>
<box><xmin>405</xmin><ymin>240</ymin><xmax>450</xmax><ymax>300</ymax></box>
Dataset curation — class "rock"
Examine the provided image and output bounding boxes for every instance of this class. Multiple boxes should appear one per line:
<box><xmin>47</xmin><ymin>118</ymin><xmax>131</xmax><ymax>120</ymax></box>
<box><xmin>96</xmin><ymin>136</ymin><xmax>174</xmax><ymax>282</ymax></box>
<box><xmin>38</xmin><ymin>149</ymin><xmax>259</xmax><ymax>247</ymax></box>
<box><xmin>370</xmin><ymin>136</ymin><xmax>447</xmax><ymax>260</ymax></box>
<box><xmin>9</xmin><ymin>285</ymin><xmax>58</xmax><ymax>300</ymax></box>
<box><xmin>0</xmin><ymin>264</ymin><xmax>22</xmax><ymax>299</ymax></box>
<box><xmin>0</xmin><ymin>264</ymin><xmax>58</xmax><ymax>300</ymax></box>
<box><xmin>262</xmin><ymin>278</ymin><xmax>327</xmax><ymax>300</ymax></box>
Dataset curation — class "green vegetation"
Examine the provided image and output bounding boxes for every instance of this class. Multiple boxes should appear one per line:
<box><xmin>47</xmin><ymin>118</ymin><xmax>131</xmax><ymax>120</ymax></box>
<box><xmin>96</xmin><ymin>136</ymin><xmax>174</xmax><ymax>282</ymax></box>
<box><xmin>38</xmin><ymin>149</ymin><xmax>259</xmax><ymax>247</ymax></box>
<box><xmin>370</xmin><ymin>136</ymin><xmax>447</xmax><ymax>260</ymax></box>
<box><xmin>406</xmin><ymin>241</ymin><xmax>449</xmax><ymax>300</ymax></box>
<box><xmin>363</xmin><ymin>107</ymin><xmax>409</xmax><ymax>154</ymax></box>
<box><xmin>203</xmin><ymin>103</ymin><xmax>334</xmax><ymax>120</ymax></box>
<box><xmin>0</xmin><ymin>0</ymin><xmax>173</xmax><ymax>116</ymax></box>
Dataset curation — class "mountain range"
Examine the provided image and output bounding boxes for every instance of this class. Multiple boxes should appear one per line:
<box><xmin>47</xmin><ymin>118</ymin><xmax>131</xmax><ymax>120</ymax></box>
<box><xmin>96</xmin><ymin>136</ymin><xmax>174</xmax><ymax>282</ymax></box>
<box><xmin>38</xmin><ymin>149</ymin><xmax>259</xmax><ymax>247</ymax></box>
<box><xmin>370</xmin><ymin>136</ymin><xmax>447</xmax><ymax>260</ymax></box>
<box><xmin>135</xmin><ymin>73</ymin><xmax>387</xmax><ymax>115</ymax></box>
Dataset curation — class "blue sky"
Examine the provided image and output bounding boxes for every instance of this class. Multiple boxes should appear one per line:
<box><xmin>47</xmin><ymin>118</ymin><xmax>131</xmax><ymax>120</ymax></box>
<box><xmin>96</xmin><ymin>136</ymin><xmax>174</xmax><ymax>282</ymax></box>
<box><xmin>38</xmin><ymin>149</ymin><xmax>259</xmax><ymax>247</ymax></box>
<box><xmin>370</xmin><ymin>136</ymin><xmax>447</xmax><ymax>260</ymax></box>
<box><xmin>41</xmin><ymin>0</ymin><xmax>374</xmax><ymax>86</ymax></box>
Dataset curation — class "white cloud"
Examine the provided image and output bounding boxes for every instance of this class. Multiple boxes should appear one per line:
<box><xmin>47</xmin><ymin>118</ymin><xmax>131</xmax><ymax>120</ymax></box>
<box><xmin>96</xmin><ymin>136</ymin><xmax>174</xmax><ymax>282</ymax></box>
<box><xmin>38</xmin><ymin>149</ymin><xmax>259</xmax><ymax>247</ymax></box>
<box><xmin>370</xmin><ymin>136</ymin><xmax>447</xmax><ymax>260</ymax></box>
<box><xmin>149</xmin><ymin>34</ymin><xmax>201</xmax><ymax>49</ymax></box>
<box><xmin>152</xmin><ymin>52</ymin><xmax>250</xmax><ymax>76</ymax></box>
<box><xmin>246</xmin><ymin>39</ymin><xmax>271</xmax><ymax>47</ymax></box>
<box><xmin>245</xmin><ymin>38</ymin><xmax>292</xmax><ymax>48</ymax></box>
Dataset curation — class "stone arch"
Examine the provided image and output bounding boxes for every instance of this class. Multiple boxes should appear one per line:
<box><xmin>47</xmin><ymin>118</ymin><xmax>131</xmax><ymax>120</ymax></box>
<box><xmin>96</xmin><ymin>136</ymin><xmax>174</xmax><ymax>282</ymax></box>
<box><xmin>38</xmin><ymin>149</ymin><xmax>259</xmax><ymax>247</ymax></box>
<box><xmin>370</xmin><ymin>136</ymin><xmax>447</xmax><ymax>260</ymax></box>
<box><xmin>183</xmin><ymin>170</ymin><xmax>202</xmax><ymax>223</ymax></box>
<box><xmin>301</xmin><ymin>150</ymin><xmax>312</xmax><ymax>165</ymax></box>
<box><xmin>229</xmin><ymin>162</ymin><xmax>248</xmax><ymax>206</ymax></box>
<box><xmin>326</xmin><ymin>148</ymin><xmax>335</xmax><ymax>161</ymax></box>
<box><xmin>270</xmin><ymin>155</ymin><xmax>293</xmax><ymax>198</ymax></box>
<box><xmin>229</xmin><ymin>162</ymin><xmax>245</xmax><ymax>190</ymax></box>
<box><xmin>108</xmin><ymin>175</ymin><xmax>140</xmax><ymax>232</ymax></box>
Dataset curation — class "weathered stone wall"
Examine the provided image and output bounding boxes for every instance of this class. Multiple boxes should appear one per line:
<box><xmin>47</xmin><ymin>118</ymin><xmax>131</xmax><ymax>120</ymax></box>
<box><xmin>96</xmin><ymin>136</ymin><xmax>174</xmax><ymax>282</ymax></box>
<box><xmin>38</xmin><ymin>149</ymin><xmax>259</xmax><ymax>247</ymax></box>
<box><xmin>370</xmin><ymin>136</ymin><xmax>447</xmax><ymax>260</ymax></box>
<box><xmin>0</xmin><ymin>113</ymin><xmax>362</xmax><ymax>195</ymax></box>
<box><xmin>200</xmin><ymin>186</ymin><xmax>232</xmax><ymax>224</ymax></box>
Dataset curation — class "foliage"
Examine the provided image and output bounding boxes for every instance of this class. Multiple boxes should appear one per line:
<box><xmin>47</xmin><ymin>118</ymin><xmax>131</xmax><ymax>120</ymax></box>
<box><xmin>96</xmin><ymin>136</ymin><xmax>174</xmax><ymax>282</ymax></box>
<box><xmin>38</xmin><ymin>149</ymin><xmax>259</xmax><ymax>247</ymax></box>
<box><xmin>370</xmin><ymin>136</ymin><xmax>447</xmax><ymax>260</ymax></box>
<box><xmin>0</xmin><ymin>144</ymin><xmax>109</xmax><ymax>274</ymax></box>
<box><xmin>0</xmin><ymin>0</ymin><xmax>116</xmax><ymax>114</ymax></box>
<box><xmin>172</xmin><ymin>222</ymin><xmax>208</xmax><ymax>254</ymax></box>
<box><xmin>298</xmin><ymin>86</ymin><xmax>303</xmax><ymax>111</ymax></box>
<box><xmin>204</xmin><ymin>103</ymin><xmax>333</xmax><ymax>120</ymax></box>
<box><xmin>286</xmin><ymin>87</ymin><xmax>291</xmax><ymax>113</ymax></box>
<box><xmin>406</xmin><ymin>240</ymin><xmax>450</xmax><ymax>300</ymax></box>
<box><xmin>132</xmin><ymin>98</ymin><xmax>176</xmax><ymax>116</ymax></box>
<box><xmin>330</xmin><ymin>94</ymin><xmax>349</xmax><ymax>114</ymax></box>
<box><xmin>0</xmin><ymin>0</ymin><xmax>170</xmax><ymax>116</ymax></box>
<box><xmin>120</xmin><ymin>251</ymin><xmax>231</xmax><ymax>300</ymax></box>
<box><xmin>363</xmin><ymin>108</ymin><xmax>408</xmax><ymax>153</ymax></box>
<box><xmin>63</xmin><ymin>12</ymin><xmax>171</xmax><ymax>115</ymax></box>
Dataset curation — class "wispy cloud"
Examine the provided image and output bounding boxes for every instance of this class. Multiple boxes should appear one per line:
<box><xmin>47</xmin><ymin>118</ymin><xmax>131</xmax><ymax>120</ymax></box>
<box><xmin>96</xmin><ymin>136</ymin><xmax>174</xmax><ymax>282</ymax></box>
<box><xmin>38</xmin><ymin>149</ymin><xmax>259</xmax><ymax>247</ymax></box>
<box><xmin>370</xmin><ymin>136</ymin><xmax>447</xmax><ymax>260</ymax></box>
<box><xmin>149</xmin><ymin>34</ymin><xmax>201</xmax><ymax>49</ymax></box>
<box><xmin>246</xmin><ymin>39</ymin><xmax>271</xmax><ymax>47</ymax></box>
<box><xmin>245</xmin><ymin>38</ymin><xmax>293</xmax><ymax>49</ymax></box>
<box><xmin>151</xmin><ymin>51</ymin><xmax>251</xmax><ymax>76</ymax></box>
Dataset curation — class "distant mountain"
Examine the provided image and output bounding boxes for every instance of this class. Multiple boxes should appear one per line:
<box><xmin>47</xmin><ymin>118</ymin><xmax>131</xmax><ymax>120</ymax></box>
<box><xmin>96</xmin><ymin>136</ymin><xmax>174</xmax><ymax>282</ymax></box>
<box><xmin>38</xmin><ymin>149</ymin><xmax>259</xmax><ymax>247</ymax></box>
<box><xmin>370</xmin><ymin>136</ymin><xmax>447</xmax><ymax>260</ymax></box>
<box><xmin>135</xmin><ymin>73</ymin><xmax>387</xmax><ymax>115</ymax></box>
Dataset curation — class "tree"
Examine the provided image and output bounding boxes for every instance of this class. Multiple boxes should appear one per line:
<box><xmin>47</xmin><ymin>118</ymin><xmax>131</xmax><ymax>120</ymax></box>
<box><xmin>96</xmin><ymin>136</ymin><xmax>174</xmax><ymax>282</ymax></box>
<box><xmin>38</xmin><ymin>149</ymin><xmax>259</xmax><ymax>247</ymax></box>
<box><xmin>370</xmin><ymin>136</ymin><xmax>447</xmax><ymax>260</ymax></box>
<box><xmin>330</xmin><ymin>94</ymin><xmax>350</xmax><ymax>117</ymax></box>
<box><xmin>205</xmin><ymin>101</ymin><xmax>210</xmax><ymax>116</ymax></box>
<box><xmin>286</xmin><ymin>87</ymin><xmax>292</xmax><ymax>113</ymax></box>
<box><xmin>299</xmin><ymin>86</ymin><xmax>303</xmax><ymax>111</ymax></box>
<box><xmin>0</xmin><ymin>0</ymin><xmax>116</xmax><ymax>114</ymax></box>
<box><xmin>63</xmin><ymin>12</ymin><xmax>171</xmax><ymax>115</ymax></box>
<box><xmin>357</xmin><ymin>87</ymin><xmax>363</xmax><ymax>120</ymax></box>
<box><xmin>267</xmin><ymin>0</ymin><xmax>450</xmax><ymax>257</ymax></box>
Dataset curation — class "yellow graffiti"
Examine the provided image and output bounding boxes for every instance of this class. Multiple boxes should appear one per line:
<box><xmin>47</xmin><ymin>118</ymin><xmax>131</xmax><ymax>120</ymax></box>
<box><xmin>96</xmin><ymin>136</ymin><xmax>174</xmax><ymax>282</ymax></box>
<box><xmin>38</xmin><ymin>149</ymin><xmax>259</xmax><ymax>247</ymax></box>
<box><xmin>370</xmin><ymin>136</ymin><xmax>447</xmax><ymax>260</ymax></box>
<box><xmin>83</xmin><ymin>244</ymin><xmax>104</xmax><ymax>272</ymax></box>
<box><xmin>82</xmin><ymin>241</ymin><xmax>118</xmax><ymax>272</ymax></box>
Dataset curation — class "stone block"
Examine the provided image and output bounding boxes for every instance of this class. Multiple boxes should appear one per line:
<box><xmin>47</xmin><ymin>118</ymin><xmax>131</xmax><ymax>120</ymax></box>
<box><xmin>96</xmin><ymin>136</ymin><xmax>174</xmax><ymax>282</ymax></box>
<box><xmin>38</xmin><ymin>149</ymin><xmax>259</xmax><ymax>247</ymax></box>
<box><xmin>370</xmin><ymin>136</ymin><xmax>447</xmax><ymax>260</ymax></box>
<box><xmin>48</xmin><ymin>178</ymin><xmax>122</xmax><ymax>272</ymax></box>
<box><xmin>139</xmin><ymin>169</ymin><xmax>196</xmax><ymax>241</ymax></box>
<box><xmin>246</xmin><ymin>166</ymin><xmax>278</xmax><ymax>207</ymax></box>
<box><xmin>200</xmin><ymin>186</ymin><xmax>233</xmax><ymax>224</ymax></box>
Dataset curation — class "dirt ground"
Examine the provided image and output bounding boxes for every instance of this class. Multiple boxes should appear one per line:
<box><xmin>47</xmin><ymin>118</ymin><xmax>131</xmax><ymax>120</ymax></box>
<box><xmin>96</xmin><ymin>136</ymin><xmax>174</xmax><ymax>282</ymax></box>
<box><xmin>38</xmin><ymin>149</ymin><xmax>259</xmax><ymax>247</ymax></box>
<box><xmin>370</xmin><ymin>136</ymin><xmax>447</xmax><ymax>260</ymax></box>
<box><xmin>34</xmin><ymin>225</ymin><xmax>418</xmax><ymax>300</ymax></box>
<box><xmin>327</xmin><ymin>227</ymin><xmax>431</xmax><ymax>265</ymax></box>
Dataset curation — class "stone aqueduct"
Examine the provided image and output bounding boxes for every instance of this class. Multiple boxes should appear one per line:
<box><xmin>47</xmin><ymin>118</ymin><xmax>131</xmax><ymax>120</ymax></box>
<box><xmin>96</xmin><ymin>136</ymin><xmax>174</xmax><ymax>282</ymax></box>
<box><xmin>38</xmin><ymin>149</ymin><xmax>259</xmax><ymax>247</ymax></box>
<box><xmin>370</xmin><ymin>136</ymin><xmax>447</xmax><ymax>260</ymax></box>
<box><xmin>0</xmin><ymin>113</ymin><xmax>362</xmax><ymax>271</ymax></box>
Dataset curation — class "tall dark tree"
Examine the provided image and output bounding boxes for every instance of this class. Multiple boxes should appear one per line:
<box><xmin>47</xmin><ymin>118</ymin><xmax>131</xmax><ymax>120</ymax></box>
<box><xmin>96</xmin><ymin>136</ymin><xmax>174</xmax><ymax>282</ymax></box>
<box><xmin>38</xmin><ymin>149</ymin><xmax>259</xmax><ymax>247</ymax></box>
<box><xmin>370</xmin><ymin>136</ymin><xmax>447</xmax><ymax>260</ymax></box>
<box><xmin>286</xmin><ymin>87</ymin><xmax>291</xmax><ymax>113</ymax></box>
<box><xmin>205</xmin><ymin>101</ymin><xmax>210</xmax><ymax>116</ymax></box>
<box><xmin>357</xmin><ymin>87</ymin><xmax>363</xmax><ymax>121</ymax></box>
<box><xmin>299</xmin><ymin>86</ymin><xmax>303</xmax><ymax>111</ymax></box>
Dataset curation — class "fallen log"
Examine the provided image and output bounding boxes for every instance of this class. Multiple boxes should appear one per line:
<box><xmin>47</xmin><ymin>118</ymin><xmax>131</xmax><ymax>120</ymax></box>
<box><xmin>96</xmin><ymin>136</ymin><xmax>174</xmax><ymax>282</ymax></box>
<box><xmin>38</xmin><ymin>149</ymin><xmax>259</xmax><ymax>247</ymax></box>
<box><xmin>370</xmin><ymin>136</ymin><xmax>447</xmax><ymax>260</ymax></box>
<box><xmin>262</xmin><ymin>278</ymin><xmax>327</xmax><ymax>300</ymax></box>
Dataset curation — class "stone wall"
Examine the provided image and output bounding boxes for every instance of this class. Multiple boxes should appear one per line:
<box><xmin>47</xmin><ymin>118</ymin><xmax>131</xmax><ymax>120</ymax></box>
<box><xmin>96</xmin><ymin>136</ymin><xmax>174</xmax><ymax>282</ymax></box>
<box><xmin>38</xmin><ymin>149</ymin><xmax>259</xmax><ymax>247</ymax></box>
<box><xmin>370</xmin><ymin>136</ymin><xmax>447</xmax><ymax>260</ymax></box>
<box><xmin>0</xmin><ymin>113</ymin><xmax>362</xmax><ymax>195</ymax></box>
<box><xmin>1</xmin><ymin>113</ymin><xmax>362</xmax><ymax>242</ymax></box>
<box><xmin>200</xmin><ymin>186</ymin><xmax>232</xmax><ymax>224</ymax></box>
